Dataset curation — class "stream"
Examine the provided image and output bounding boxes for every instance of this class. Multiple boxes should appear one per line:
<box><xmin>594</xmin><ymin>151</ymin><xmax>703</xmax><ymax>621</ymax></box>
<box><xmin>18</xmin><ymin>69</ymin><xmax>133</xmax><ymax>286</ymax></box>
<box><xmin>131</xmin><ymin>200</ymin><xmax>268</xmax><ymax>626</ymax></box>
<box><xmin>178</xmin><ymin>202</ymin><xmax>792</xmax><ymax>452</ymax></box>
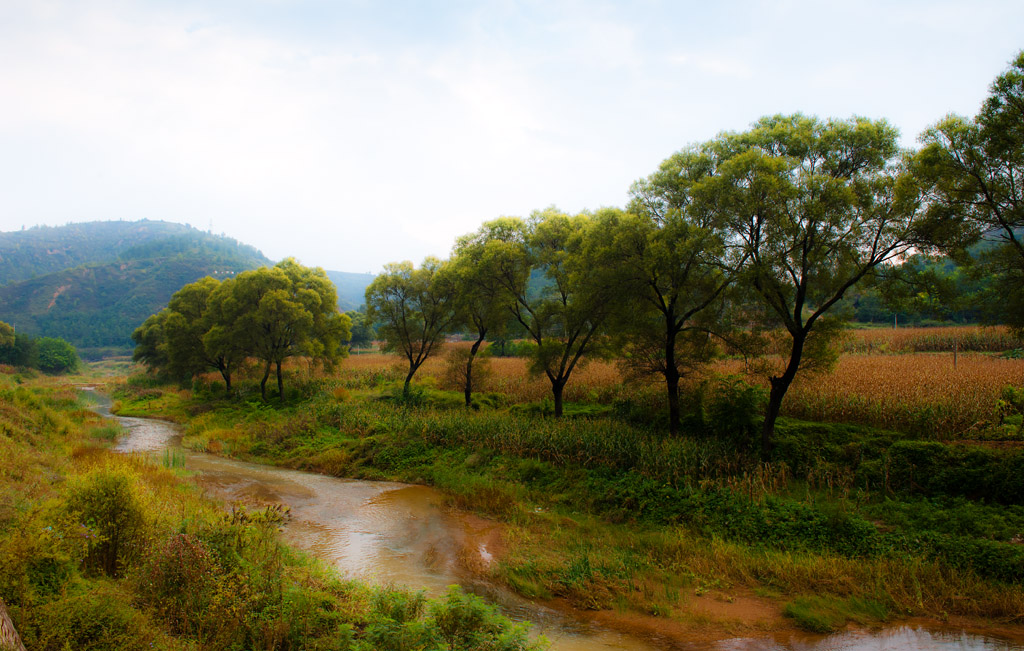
<box><xmin>91</xmin><ymin>393</ymin><xmax>1024</xmax><ymax>651</ymax></box>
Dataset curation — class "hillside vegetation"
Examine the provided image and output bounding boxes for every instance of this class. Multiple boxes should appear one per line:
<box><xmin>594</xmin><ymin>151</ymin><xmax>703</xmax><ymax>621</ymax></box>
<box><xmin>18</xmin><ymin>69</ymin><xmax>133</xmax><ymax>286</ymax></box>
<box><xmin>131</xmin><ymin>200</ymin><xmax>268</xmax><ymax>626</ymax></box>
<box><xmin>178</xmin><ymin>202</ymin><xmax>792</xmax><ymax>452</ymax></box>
<box><xmin>0</xmin><ymin>223</ymin><xmax>269</xmax><ymax>355</ymax></box>
<box><xmin>0</xmin><ymin>221</ymin><xmax>374</xmax><ymax>357</ymax></box>
<box><xmin>0</xmin><ymin>373</ymin><xmax>545</xmax><ymax>651</ymax></box>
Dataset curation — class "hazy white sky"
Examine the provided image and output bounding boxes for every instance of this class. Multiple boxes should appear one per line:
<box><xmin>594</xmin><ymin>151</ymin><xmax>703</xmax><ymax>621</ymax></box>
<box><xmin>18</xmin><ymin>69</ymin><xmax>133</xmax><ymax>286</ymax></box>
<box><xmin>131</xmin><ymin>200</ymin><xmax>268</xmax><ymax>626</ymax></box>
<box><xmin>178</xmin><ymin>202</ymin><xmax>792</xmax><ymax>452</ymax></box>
<box><xmin>1</xmin><ymin>0</ymin><xmax>1021</xmax><ymax>272</ymax></box>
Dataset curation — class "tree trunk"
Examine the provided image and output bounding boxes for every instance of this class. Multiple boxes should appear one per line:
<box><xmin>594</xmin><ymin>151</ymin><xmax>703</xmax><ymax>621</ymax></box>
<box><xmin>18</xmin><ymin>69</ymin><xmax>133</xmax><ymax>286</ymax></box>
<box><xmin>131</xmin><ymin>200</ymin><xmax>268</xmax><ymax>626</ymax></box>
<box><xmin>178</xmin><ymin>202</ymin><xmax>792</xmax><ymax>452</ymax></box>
<box><xmin>404</xmin><ymin>365</ymin><xmax>416</xmax><ymax>398</ymax></box>
<box><xmin>0</xmin><ymin>599</ymin><xmax>27</xmax><ymax>651</ymax></box>
<box><xmin>220</xmin><ymin>368</ymin><xmax>232</xmax><ymax>396</ymax></box>
<box><xmin>666</xmin><ymin>371</ymin><xmax>680</xmax><ymax>436</ymax></box>
<box><xmin>464</xmin><ymin>335</ymin><xmax>485</xmax><ymax>407</ymax></box>
<box><xmin>260</xmin><ymin>361</ymin><xmax>271</xmax><ymax>401</ymax></box>
<box><xmin>665</xmin><ymin>326</ymin><xmax>680</xmax><ymax>436</ymax></box>
<box><xmin>760</xmin><ymin>331</ymin><xmax>807</xmax><ymax>459</ymax></box>
<box><xmin>552</xmin><ymin>380</ymin><xmax>565</xmax><ymax>417</ymax></box>
<box><xmin>276</xmin><ymin>361</ymin><xmax>284</xmax><ymax>400</ymax></box>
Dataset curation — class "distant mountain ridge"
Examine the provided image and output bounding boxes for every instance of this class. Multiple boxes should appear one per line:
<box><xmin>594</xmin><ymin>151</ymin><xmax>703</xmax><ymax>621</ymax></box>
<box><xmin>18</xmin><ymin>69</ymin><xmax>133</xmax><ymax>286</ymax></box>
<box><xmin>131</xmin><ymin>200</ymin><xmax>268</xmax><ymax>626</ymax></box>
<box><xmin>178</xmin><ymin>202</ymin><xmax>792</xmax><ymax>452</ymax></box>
<box><xmin>325</xmin><ymin>270</ymin><xmax>374</xmax><ymax>312</ymax></box>
<box><xmin>0</xmin><ymin>220</ymin><xmax>203</xmax><ymax>285</ymax></box>
<box><xmin>0</xmin><ymin>220</ymin><xmax>374</xmax><ymax>358</ymax></box>
<box><xmin>0</xmin><ymin>221</ymin><xmax>272</xmax><ymax>357</ymax></box>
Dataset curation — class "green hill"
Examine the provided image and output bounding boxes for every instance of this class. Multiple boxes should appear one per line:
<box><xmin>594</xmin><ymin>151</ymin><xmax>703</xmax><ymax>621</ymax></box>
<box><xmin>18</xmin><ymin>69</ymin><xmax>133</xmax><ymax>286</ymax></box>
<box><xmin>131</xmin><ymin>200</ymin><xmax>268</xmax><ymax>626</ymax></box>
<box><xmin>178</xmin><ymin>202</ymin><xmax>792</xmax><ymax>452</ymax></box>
<box><xmin>0</xmin><ymin>220</ymin><xmax>205</xmax><ymax>285</ymax></box>
<box><xmin>0</xmin><ymin>222</ymin><xmax>270</xmax><ymax>358</ymax></box>
<box><xmin>324</xmin><ymin>270</ymin><xmax>375</xmax><ymax>311</ymax></box>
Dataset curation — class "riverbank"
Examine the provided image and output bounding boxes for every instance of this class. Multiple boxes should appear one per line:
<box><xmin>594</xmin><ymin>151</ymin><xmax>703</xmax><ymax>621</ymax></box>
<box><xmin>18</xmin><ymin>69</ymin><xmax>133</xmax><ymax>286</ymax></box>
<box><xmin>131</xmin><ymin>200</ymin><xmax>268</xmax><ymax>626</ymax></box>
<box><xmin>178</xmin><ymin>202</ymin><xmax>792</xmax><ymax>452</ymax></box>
<box><xmin>108</xmin><ymin>376</ymin><xmax>1024</xmax><ymax>645</ymax></box>
<box><xmin>0</xmin><ymin>375</ymin><xmax>547</xmax><ymax>650</ymax></box>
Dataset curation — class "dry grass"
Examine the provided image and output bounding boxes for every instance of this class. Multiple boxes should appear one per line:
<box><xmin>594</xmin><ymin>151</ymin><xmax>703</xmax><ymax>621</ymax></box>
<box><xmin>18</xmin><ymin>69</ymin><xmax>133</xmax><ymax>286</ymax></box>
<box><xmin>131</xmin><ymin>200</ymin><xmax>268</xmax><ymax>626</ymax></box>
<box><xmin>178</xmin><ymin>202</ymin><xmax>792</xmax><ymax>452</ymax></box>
<box><xmin>715</xmin><ymin>353</ymin><xmax>1024</xmax><ymax>437</ymax></box>
<box><xmin>332</xmin><ymin>345</ymin><xmax>1024</xmax><ymax>437</ymax></box>
<box><xmin>784</xmin><ymin>354</ymin><xmax>1024</xmax><ymax>437</ymax></box>
<box><xmin>844</xmin><ymin>325</ymin><xmax>1019</xmax><ymax>354</ymax></box>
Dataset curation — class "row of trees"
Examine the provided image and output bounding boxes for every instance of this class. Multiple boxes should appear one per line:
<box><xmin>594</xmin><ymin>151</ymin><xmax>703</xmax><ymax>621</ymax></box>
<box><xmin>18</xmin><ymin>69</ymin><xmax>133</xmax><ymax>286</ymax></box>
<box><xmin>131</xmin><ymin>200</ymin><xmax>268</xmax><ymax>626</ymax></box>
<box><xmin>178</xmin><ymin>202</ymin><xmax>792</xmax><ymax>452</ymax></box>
<box><xmin>133</xmin><ymin>259</ymin><xmax>351</xmax><ymax>400</ymax></box>
<box><xmin>0</xmin><ymin>320</ymin><xmax>79</xmax><ymax>373</ymax></box>
<box><xmin>367</xmin><ymin>52</ymin><xmax>1024</xmax><ymax>455</ymax></box>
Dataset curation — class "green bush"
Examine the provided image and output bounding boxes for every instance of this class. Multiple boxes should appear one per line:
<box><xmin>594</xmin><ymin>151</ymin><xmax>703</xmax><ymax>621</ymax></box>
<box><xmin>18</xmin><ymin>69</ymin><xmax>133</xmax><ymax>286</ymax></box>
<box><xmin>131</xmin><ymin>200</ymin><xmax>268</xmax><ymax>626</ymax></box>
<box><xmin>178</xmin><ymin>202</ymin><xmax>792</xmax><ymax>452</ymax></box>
<box><xmin>681</xmin><ymin>375</ymin><xmax>767</xmax><ymax>448</ymax></box>
<box><xmin>26</xmin><ymin>582</ymin><xmax>168</xmax><ymax>651</ymax></box>
<box><xmin>35</xmin><ymin>337</ymin><xmax>79</xmax><ymax>374</ymax></box>
<box><xmin>357</xmin><ymin>586</ymin><xmax>546</xmax><ymax>651</ymax></box>
<box><xmin>63</xmin><ymin>464</ymin><xmax>150</xmax><ymax>577</ymax></box>
<box><xmin>136</xmin><ymin>533</ymin><xmax>220</xmax><ymax>637</ymax></box>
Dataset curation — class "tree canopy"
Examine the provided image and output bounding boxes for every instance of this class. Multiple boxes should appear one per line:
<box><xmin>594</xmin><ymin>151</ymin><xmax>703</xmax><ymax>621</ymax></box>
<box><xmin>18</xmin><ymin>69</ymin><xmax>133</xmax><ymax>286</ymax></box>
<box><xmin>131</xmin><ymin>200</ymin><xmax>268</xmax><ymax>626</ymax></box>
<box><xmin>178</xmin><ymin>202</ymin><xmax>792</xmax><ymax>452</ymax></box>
<box><xmin>132</xmin><ymin>259</ymin><xmax>351</xmax><ymax>399</ymax></box>
<box><xmin>365</xmin><ymin>258</ymin><xmax>456</xmax><ymax>397</ymax></box>
<box><xmin>693</xmin><ymin>114</ymin><xmax>924</xmax><ymax>454</ymax></box>
<box><xmin>914</xmin><ymin>50</ymin><xmax>1024</xmax><ymax>334</ymax></box>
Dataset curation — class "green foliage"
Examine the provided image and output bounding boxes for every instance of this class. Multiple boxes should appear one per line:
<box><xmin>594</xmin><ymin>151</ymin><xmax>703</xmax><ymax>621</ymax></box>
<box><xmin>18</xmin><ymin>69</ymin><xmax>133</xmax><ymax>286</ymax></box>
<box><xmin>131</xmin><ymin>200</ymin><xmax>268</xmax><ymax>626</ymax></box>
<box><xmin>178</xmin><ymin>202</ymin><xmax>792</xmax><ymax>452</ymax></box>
<box><xmin>676</xmin><ymin>114</ymin><xmax>925</xmax><ymax>453</ymax></box>
<box><xmin>455</xmin><ymin>211</ymin><xmax>618</xmax><ymax>416</ymax></box>
<box><xmin>358</xmin><ymin>586</ymin><xmax>545</xmax><ymax>651</ymax></box>
<box><xmin>35</xmin><ymin>336</ymin><xmax>79</xmax><ymax>373</ymax></box>
<box><xmin>133</xmin><ymin>260</ymin><xmax>350</xmax><ymax>400</ymax></box>
<box><xmin>997</xmin><ymin>385</ymin><xmax>1024</xmax><ymax>437</ymax></box>
<box><xmin>0</xmin><ymin>320</ymin><xmax>13</xmax><ymax>349</ymax></box>
<box><xmin>365</xmin><ymin>258</ymin><xmax>456</xmax><ymax>395</ymax></box>
<box><xmin>135</xmin><ymin>533</ymin><xmax>218</xmax><ymax>636</ymax></box>
<box><xmin>681</xmin><ymin>375</ymin><xmax>767</xmax><ymax>448</ymax></box>
<box><xmin>913</xmin><ymin>51</ymin><xmax>1024</xmax><ymax>335</ymax></box>
<box><xmin>27</xmin><ymin>582</ymin><xmax>169</xmax><ymax>651</ymax></box>
<box><xmin>62</xmin><ymin>464</ymin><xmax>150</xmax><ymax>577</ymax></box>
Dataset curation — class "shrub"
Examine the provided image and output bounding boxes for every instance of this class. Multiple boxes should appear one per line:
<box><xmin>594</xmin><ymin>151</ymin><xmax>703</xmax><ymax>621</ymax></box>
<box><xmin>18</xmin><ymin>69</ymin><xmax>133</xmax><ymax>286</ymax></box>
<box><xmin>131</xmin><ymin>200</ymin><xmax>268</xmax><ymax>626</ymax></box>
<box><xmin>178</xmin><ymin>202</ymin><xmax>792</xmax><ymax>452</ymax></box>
<box><xmin>681</xmin><ymin>375</ymin><xmax>767</xmax><ymax>448</ymax></box>
<box><xmin>27</xmin><ymin>582</ymin><xmax>165</xmax><ymax>651</ymax></box>
<box><xmin>35</xmin><ymin>337</ymin><xmax>79</xmax><ymax>374</ymax></box>
<box><xmin>63</xmin><ymin>464</ymin><xmax>150</xmax><ymax>577</ymax></box>
<box><xmin>136</xmin><ymin>533</ymin><xmax>220</xmax><ymax>636</ymax></box>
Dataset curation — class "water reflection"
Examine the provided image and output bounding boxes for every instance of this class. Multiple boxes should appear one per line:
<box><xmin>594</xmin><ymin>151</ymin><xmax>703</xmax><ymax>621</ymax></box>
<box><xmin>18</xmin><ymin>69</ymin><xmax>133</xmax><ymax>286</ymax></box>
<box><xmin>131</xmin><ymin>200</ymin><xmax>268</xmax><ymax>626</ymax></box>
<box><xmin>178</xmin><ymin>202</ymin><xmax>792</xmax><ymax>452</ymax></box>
<box><xmin>718</xmin><ymin>626</ymin><xmax>1024</xmax><ymax>650</ymax></box>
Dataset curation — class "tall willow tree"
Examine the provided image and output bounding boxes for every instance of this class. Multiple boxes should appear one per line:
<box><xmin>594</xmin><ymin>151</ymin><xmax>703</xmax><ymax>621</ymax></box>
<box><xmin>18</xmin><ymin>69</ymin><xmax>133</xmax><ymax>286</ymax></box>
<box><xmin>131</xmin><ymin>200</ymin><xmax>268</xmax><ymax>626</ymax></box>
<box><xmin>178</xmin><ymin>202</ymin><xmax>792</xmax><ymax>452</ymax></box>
<box><xmin>694</xmin><ymin>114</ymin><xmax>924</xmax><ymax>455</ymax></box>
<box><xmin>592</xmin><ymin>195</ymin><xmax>737</xmax><ymax>435</ymax></box>
<box><xmin>914</xmin><ymin>51</ymin><xmax>1024</xmax><ymax>334</ymax></box>
<box><xmin>461</xmin><ymin>209</ymin><xmax>616</xmax><ymax>417</ymax></box>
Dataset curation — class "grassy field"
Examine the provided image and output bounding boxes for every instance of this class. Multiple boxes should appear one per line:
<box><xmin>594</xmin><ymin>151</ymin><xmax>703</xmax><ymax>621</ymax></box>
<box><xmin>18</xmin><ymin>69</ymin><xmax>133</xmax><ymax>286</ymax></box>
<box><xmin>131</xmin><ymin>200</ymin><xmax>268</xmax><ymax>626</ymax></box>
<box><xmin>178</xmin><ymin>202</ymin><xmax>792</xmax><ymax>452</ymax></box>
<box><xmin>105</xmin><ymin>333</ymin><xmax>1024</xmax><ymax>638</ymax></box>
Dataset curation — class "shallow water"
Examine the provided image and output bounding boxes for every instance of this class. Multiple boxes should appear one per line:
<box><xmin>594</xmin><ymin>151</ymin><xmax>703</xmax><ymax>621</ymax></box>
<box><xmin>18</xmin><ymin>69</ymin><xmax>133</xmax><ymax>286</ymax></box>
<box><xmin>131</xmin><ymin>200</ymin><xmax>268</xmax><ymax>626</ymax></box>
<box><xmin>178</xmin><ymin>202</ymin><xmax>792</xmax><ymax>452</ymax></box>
<box><xmin>93</xmin><ymin>393</ymin><xmax>1024</xmax><ymax>651</ymax></box>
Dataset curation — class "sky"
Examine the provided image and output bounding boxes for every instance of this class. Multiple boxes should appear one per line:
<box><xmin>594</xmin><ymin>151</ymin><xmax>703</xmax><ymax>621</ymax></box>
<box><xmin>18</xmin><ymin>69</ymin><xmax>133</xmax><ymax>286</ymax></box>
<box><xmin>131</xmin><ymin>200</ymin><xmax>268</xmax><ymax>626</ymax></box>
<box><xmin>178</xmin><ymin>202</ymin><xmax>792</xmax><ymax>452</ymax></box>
<box><xmin>1</xmin><ymin>1</ymin><xmax>1022</xmax><ymax>274</ymax></box>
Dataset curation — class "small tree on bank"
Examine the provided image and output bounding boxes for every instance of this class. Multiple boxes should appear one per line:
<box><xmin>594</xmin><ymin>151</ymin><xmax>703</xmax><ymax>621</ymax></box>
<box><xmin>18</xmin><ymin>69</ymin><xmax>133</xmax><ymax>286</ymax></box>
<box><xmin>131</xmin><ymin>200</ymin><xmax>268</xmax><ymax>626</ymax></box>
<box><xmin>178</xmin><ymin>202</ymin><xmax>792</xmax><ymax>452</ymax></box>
<box><xmin>462</xmin><ymin>209</ymin><xmax>616</xmax><ymax>417</ymax></box>
<box><xmin>449</xmin><ymin>230</ymin><xmax>513</xmax><ymax>407</ymax></box>
<box><xmin>365</xmin><ymin>258</ymin><xmax>456</xmax><ymax>398</ymax></box>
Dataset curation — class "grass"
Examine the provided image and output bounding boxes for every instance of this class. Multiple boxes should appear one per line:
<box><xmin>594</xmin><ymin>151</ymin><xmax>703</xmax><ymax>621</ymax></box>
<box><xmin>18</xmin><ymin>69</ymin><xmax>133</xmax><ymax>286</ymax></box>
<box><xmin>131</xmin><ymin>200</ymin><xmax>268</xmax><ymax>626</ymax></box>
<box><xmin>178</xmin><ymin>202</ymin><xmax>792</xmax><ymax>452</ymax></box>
<box><xmin>0</xmin><ymin>375</ymin><xmax>547</xmax><ymax>650</ymax></box>
<box><xmin>97</xmin><ymin>332</ymin><xmax>1024</xmax><ymax>636</ymax></box>
<box><xmin>107</xmin><ymin>373</ymin><xmax>1024</xmax><ymax>635</ymax></box>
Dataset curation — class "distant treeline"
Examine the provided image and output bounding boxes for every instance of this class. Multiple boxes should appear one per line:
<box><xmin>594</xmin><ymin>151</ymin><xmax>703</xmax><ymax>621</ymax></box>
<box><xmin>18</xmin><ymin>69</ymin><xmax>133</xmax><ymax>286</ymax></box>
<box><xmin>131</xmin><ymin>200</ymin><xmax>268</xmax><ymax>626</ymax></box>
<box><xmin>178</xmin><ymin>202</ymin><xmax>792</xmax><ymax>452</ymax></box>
<box><xmin>0</xmin><ymin>320</ymin><xmax>78</xmax><ymax>373</ymax></box>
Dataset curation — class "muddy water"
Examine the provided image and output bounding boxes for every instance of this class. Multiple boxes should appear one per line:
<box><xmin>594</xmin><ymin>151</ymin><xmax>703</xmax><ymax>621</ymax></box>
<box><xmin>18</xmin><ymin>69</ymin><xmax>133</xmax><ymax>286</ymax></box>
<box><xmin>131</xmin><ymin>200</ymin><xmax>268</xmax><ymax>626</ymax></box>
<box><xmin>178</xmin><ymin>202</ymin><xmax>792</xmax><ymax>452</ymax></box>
<box><xmin>94</xmin><ymin>396</ymin><xmax>1024</xmax><ymax>651</ymax></box>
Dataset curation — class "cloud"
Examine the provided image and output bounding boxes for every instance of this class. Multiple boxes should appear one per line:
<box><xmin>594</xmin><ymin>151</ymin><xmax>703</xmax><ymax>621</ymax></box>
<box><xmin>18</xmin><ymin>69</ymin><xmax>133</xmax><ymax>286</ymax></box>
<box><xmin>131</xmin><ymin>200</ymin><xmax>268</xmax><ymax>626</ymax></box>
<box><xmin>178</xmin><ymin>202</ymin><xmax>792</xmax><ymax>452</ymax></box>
<box><xmin>1</xmin><ymin>0</ymin><xmax>1023</xmax><ymax>271</ymax></box>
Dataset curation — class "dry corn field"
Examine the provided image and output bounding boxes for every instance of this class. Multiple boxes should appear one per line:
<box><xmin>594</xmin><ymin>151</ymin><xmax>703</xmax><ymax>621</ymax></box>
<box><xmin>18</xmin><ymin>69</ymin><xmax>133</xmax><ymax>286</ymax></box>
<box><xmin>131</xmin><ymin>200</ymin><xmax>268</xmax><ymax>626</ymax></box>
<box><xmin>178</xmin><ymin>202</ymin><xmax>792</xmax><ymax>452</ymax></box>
<box><xmin>843</xmin><ymin>325</ymin><xmax>1019</xmax><ymax>354</ymax></box>
<box><xmin>758</xmin><ymin>354</ymin><xmax>1024</xmax><ymax>437</ymax></box>
<box><xmin>339</xmin><ymin>338</ymin><xmax>1024</xmax><ymax>437</ymax></box>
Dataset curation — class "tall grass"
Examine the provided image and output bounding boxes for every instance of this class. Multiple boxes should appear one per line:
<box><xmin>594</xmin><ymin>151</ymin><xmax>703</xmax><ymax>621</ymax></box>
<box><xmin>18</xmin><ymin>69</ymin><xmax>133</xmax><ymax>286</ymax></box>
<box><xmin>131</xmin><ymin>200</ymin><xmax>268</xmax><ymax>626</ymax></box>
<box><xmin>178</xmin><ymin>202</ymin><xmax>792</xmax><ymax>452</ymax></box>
<box><xmin>844</xmin><ymin>325</ymin><xmax>1020</xmax><ymax>354</ymax></box>
<box><xmin>0</xmin><ymin>376</ymin><xmax>548</xmax><ymax>651</ymax></box>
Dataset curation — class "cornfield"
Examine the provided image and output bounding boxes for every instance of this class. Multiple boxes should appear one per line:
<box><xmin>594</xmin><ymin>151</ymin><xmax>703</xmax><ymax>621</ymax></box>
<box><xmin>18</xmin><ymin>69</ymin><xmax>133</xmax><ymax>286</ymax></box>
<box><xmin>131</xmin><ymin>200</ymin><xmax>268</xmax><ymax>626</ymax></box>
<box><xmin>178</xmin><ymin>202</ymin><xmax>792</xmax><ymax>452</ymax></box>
<box><xmin>330</xmin><ymin>338</ymin><xmax>1023</xmax><ymax>438</ymax></box>
<box><xmin>843</xmin><ymin>326</ymin><xmax>1020</xmax><ymax>354</ymax></box>
<box><xmin>758</xmin><ymin>354</ymin><xmax>1024</xmax><ymax>438</ymax></box>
